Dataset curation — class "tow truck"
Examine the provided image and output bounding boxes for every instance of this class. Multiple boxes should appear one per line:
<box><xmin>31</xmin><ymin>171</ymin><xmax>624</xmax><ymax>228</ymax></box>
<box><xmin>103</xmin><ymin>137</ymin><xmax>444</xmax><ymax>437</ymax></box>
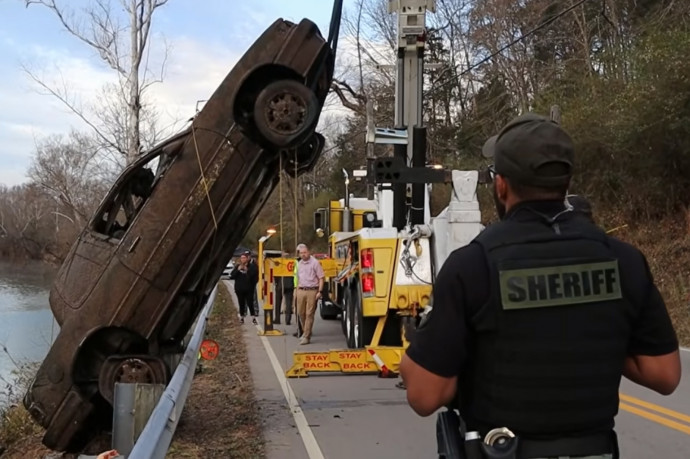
<box><xmin>285</xmin><ymin>0</ymin><xmax>486</xmax><ymax>378</ymax></box>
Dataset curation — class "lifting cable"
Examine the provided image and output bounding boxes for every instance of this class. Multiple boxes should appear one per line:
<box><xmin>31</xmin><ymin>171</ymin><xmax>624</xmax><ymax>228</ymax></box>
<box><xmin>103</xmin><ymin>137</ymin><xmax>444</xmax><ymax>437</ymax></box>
<box><xmin>294</xmin><ymin>149</ymin><xmax>299</xmax><ymax>251</ymax></box>
<box><xmin>279</xmin><ymin>154</ymin><xmax>285</xmax><ymax>260</ymax></box>
<box><xmin>279</xmin><ymin>161</ymin><xmax>293</xmax><ymax>405</ymax></box>
<box><xmin>308</xmin><ymin>0</ymin><xmax>344</xmax><ymax>93</ymax></box>
<box><xmin>191</xmin><ymin>123</ymin><xmax>218</xmax><ymax>230</ymax></box>
<box><xmin>327</xmin><ymin>0</ymin><xmax>344</xmax><ymax>51</ymax></box>
<box><xmin>191</xmin><ymin>120</ymin><xmax>224</xmax><ymax>320</ymax></box>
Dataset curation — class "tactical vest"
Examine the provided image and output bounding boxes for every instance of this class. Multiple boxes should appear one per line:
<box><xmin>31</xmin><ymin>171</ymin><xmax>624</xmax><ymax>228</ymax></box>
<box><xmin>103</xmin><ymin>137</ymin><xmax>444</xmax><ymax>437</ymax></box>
<box><xmin>466</xmin><ymin>209</ymin><xmax>630</xmax><ymax>438</ymax></box>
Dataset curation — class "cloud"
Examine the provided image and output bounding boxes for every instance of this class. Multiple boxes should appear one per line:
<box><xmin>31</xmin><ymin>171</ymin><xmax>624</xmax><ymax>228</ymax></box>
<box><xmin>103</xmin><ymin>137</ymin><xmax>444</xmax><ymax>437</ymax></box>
<box><xmin>0</xmin><ymin>35</ymin><xmax>244</xmax><ymax>186</ymax></box>
<box><xmin>0</xmin><ymin>0</ymin><xmax>394</xmax><ymax>187</ymax></box>
<box><xmin>0</xmin><ymin>162</ymin><xmax>29</xmax><ymax>187</ymax></box>
<box><xmin>145</xmin><ymin>36</ymin><xmax>242</xmax><ymax>136</ymax></box>
<box><xmin>0</xmin><ymin>43</ymin><xmax>121</xmax><ymax>187</ymax></box>
<box><xmin>5</xmin><ymin>122</ymin><xmax>39</xmax><ymax>137</ymax></box>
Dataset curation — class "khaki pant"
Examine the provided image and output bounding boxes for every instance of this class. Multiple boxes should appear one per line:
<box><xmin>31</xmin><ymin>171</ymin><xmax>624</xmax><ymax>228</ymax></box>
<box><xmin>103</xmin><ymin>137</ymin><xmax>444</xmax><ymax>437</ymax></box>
<box><xmin>295</xmin><ymin>289</ymin><xmax>318</xmax><ymax>340</ymax></box>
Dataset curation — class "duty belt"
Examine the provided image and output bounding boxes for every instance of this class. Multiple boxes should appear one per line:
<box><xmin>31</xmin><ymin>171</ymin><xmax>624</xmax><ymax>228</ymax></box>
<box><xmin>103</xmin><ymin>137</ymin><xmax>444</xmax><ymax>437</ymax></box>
<box><xmin>518</xmin><ymin>431</ymin><xmax>618</xmax><ymax>458</ymax></box>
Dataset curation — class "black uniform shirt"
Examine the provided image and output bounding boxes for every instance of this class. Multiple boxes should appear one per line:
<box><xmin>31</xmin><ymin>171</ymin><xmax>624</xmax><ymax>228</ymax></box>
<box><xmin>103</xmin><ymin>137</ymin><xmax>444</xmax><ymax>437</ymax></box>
<box><xmin>405</xmin><ymin>200</ymin><xmax>679</xmax><ymax>380</ymax></box>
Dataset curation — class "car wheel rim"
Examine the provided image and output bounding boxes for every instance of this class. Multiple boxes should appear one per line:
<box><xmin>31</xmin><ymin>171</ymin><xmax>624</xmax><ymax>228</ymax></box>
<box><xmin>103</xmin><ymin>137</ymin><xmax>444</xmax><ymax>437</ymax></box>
<box><xmin>264</xmin><ymin>92</ymin><xmax>307</xmax><ymax>135</ymax></box>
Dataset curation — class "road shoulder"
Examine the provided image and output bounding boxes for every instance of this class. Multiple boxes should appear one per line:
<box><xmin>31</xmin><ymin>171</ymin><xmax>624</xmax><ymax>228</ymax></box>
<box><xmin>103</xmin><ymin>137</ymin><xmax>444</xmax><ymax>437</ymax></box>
<box><xmin>228</xmin><ymin>282</ymin><xmax>310</xmax><ymax>459</ymax></box>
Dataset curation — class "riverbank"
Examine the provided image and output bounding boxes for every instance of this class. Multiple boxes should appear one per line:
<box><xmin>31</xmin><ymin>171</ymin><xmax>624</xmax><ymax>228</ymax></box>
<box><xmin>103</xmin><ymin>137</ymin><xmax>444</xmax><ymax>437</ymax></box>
<box><xmin>0</xmin><ymin>281</ymin><xmax>266</xmax><ymax>458</ymax></box>
<box><xmin>0</xmin><ymin>362</ymin><xmax>52</xmax><ymax>457</ymax></box>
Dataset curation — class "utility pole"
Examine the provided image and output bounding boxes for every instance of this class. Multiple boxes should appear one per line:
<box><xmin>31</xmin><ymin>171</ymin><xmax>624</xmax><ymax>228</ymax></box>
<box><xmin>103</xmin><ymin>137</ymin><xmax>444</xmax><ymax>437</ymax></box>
<box><xmin>365</xmin><ymin>1</ymin><xmax>437</xmax><ymax>231</ymax></box>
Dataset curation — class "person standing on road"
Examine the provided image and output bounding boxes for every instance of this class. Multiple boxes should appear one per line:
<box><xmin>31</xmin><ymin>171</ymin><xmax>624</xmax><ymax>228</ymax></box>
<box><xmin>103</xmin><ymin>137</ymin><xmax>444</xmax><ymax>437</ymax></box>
<box><xmin>400</xmin><ymin>113</ymin><xmax>681</xmax><ymax>458</ymax></box>
<box><xmin>294</xmin><ymin>243</ymin><xmax>325</xmax><ymax>345</ymax></box>
<box><xmin>248</xmin><ymin>252</ymin><xmax>260</xmax><ymax>314</ymax></box>
<box><xmin>274</xmin><ymin>251</ymin><xmax>295</xmax><ymax>325</ymax></box>
<box><xmin>229</xmin><ymin>252</ymin><xmax>258</xmax><ymax>324</ymax></box>
<box><xmin>292</xmin><ymin>245</ymin><xmax>304</xmax><ymax>338</ymax></box>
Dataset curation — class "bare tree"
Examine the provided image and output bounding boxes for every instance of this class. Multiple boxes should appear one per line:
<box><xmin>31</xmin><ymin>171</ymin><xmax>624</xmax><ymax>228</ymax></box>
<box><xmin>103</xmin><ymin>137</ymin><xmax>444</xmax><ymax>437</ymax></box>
<box><xmin>23</xmin><ymin>0</ymin><xmax>171</xmax><ymax>164</ymax></box>
<box><xmin>331</xmin><ymin>0</ymin><xmax>398</xmax><ymax>117</ymax></box>
<box><xmin>28</xmin><ymin>130</ymin><xmax>112</xmax><ymax>230</ymax></box>
<box><xmin>0</xmin><ymin>184</ymin><xmax>57</xmax><ymax>259</ymax></box>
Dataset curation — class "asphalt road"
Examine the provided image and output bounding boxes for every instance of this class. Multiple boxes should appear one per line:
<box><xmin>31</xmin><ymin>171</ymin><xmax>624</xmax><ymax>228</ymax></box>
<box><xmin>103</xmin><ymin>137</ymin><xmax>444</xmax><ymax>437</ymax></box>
<box><xmin>227</xmin><ymin>282</ymin><xmax>690</xmax><ymax>458</ymax></box>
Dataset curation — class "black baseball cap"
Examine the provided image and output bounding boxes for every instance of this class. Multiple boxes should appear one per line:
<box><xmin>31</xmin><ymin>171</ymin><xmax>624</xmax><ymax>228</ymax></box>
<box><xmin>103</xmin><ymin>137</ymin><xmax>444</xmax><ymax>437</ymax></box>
<box><xmin>483</xmin><ymin>113</ymin><xmax>575</xmax><ymax>187</ymax></box>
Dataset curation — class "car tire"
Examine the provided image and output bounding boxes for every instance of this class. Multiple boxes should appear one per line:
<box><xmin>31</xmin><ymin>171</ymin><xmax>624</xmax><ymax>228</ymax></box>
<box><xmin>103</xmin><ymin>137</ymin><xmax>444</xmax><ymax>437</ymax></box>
<box><xmin>284</xmin><ymin>132</ymin><xmax>325</xmax><ymax>176</ymax></box>
<box><xmin>254</xmin><ymin>80</ymin><xmax>319</xmax><ymax>149</ymax></box>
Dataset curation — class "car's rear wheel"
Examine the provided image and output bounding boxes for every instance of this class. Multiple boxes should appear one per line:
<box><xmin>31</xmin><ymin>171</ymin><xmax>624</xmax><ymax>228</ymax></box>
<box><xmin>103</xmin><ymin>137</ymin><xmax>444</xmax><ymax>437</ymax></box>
<box><xmin>72</xmin><ymin>327</ymin><xmax>168</xmax><ymax>405</ymax></box>
<box><xmin>98</xmin><ymin>355</ymin><xmax>169</xmax><ymax>404</ymax></box>
<box><xmin>284</xmin><ymin>132</ymin><xmax>325</xmax><ymax>176</ymax></box>
<box><xmin>254</xmin><ymin>80</ymin><xmax>319</xmax><ymax>149</ymax></box>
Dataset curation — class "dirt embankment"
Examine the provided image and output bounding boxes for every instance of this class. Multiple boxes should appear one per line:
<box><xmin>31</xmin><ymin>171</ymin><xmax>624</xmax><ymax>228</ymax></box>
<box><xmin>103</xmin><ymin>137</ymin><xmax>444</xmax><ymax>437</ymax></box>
<box><xmin>615</xmin><ymin>215</ymin><xmax>690</xmax><ymax>345</ymax></box>
<box><xmin>168</xmin><ymin>281</ymin><xmax>266</xmax><ymax>458</ymax></box>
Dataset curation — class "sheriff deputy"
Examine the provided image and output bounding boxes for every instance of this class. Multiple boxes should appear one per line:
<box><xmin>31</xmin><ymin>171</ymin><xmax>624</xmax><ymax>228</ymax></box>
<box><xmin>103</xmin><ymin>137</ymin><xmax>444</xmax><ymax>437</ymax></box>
<box><xmin>399</xmin><ymin>113</ymin><xmax>681</xmax><ymax>459</ymax></box>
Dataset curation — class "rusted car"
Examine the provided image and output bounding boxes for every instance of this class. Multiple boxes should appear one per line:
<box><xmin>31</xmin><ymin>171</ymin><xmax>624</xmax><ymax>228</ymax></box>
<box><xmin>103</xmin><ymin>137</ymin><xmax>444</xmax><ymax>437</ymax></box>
<box><xmin>24</xmin><ymin>16</ymin><xmax>336</xmax><ymax>452</ymax></box>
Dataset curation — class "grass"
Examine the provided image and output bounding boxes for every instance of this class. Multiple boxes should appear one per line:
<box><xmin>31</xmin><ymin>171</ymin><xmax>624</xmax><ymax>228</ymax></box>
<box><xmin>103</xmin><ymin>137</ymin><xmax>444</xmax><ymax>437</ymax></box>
<box><xmin>0</xmin><ymin>362</ymin><xmax>53</xmax><ymax>458</ymax></box>
<box><xmin>168</xmin><ymin>281</ymin><xmax>266</xmax><ymax>459</ymax></box>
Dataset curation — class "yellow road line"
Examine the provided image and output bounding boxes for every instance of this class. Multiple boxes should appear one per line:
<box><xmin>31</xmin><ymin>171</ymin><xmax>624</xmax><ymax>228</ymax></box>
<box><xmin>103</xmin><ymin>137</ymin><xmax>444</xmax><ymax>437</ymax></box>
<box><xmin>620</xmin><ymin>393</ymin><xmax>690</xmax><ymax>425</ymax></box>
<box><xmin>619</xmin><ymin>403</ymin><xmax>690</xmax><ymax>435</ymax></box>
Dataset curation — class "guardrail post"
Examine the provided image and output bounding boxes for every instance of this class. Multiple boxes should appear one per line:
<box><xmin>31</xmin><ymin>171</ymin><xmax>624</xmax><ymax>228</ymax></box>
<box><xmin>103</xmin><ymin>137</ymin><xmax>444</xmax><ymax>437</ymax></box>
<box><xmin>112</xmin><ymin>382</ymin><xmax>165</xmax><ymax>456</ymax></box>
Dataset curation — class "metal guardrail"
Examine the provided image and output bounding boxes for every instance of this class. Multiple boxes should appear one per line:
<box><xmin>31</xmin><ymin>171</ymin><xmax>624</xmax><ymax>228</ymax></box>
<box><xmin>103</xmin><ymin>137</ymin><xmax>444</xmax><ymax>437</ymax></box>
<box><xmin>125</xmin><ymin>285</ymin><xmax>218</xmax><ymax>459</ymax></box>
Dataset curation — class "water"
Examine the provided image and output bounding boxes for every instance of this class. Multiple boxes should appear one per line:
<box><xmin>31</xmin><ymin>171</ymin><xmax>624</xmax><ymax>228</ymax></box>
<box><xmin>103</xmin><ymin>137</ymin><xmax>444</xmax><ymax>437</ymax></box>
<box><xmin>0</xmin><ymin>261</ymin><xmax>57</xmax><ymax>399</ymax></box>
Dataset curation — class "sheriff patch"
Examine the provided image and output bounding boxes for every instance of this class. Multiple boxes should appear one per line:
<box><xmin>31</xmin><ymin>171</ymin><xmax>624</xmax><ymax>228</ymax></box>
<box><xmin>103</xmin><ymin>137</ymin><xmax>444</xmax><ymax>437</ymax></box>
<box><xmin>498</xmin><ymin>260</ymin><xmax>622</xmax><ymax>310</ymax></box>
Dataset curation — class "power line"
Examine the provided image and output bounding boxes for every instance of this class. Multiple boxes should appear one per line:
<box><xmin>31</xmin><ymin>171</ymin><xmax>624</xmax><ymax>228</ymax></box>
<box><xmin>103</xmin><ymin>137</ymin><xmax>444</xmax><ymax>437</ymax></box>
<box><xmin>459</xmin><ymin>0</ymin><xmax>592</xmax><ymax>76</ymax></box>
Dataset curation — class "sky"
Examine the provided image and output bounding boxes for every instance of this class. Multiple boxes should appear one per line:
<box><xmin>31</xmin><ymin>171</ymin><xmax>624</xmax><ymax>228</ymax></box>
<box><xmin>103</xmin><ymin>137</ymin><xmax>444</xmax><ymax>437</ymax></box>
<box><xmin>0</xmin><ymin>0</ymin><xmax>360</xmax><ymax>186</ymax></box>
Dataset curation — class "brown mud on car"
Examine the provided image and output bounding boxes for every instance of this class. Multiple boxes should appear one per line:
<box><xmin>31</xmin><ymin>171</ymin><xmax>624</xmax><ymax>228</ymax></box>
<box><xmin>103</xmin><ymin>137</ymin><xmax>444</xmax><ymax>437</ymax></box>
<box><xmin>23</xmin><ymin>12</ymin><xmax>341</xmax><ymax>453</ymax></box>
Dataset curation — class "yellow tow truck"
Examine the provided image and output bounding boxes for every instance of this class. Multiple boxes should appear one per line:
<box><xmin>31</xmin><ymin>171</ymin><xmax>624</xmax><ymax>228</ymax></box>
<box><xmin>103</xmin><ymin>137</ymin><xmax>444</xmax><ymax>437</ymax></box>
<box><xmin>285</xmin><ymin>0</ymin><xmax>485</xmax><ymax>378</ymax></box>
<box><xmin>315</xmin><ymin>191</ymin><xmax>433</xmax><ymax>350</ymax></box>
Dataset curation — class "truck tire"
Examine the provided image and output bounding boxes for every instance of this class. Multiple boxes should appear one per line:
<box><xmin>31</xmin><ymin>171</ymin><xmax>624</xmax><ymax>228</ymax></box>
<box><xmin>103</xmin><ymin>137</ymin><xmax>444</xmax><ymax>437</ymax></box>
<box><xmin>344</xmin><ymin>286</ymin><xmax>356</xmax><ymax>348</ymax></box>
<box><xmin>254</xmin><ymin>80</ymin><xmax>319</xmax><ymax>149</ymax></box>
<box><xmin>319</xmin><ymin>299</ymin><xmax>338</xmax><ymax>320</ymax></box>
<box><xmin>341</xmin><ymin>288</ymin><xmax>349</xmax><ymax>337</ymax></box>
<box><xmin>343</xmin><ymin>281</ymin><xmax>377</xmax><ymax>349</ymax></box>
<box><xmin>319</xmin><ymin>283</ymin><xmax>338</xmax><ymax>320</ymax></box>
<box><xmin>349</xmin><ymin>280</ymin><xmax>376</xmax><ymax>349</ymax></box>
